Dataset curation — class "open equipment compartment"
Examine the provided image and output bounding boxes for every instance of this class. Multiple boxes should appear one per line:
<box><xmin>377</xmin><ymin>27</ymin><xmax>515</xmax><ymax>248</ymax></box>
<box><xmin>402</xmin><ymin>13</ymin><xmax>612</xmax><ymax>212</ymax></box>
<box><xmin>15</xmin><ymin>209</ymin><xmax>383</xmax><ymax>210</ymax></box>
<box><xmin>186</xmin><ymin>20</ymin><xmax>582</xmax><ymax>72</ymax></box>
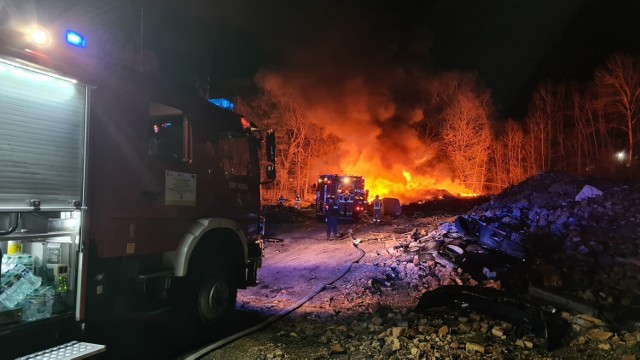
<box><xmin>0</xmin><ymin>57</ymin><xmax>88</xmax><ymax>329</ymax></box>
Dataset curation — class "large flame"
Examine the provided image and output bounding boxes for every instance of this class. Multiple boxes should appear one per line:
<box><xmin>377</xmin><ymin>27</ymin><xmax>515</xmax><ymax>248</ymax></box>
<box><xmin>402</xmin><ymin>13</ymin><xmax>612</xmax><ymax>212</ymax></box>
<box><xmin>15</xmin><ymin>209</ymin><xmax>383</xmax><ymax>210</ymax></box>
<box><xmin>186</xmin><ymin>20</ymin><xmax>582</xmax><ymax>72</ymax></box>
<box><xmin>256</xmin><ymin>68</ymin><xmax>480</xmax><ymax>204</ymax></box>
<box><xmin>328</xmin><ymin>116</ymin><xmax>478</xmax><ymax>204</ymax></box>
<box><xmin>343</xmin><ymin>167</ymin><xmax>477</xmax><ymax>205</ymax></box>
<box><xmin>326</xmin><ymin>98</ymin><xmax>478</xmax><ymax>204</ymax></box>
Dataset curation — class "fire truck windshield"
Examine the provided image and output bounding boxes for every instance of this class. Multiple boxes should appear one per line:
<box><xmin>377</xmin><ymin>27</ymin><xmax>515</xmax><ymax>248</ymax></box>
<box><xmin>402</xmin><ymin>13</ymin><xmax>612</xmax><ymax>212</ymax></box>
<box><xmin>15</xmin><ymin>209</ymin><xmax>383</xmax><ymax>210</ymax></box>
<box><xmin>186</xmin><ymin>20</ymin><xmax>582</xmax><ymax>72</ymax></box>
<box><xmin>209</xmin><ymin>136</ymin><xmax>251</xmax><ymax>177</ymax></box>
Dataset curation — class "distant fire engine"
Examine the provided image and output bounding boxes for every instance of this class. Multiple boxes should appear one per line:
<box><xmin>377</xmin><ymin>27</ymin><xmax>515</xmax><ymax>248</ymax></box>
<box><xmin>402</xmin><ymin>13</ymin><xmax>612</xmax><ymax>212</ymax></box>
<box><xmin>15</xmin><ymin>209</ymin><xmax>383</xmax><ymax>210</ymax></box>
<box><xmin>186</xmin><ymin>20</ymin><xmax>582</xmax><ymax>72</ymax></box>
<box><xmin>315</xmin><ymin>174</ymin><xmax>368</xmax><ymax>221</ymax></box>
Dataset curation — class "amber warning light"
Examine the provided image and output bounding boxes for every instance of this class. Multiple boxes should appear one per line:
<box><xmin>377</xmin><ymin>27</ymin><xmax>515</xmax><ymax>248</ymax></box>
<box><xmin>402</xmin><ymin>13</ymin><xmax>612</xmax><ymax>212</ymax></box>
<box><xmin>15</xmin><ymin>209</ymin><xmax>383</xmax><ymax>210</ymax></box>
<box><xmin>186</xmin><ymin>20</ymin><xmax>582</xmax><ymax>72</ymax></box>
<box><xmin>241</xmin><ymin>117</ymin><xmax>251</xmax><ymax>130</ymax></box>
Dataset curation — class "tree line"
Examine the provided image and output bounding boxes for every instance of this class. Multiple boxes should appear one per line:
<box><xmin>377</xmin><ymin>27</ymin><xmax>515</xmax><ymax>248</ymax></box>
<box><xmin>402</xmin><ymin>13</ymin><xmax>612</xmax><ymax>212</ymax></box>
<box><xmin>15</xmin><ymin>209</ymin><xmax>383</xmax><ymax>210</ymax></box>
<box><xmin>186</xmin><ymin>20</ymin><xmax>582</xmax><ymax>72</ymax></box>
<box><xmin>239</xmin><ymin>52</ymin><xmax>640</xmax><ymax>201</ymax></box>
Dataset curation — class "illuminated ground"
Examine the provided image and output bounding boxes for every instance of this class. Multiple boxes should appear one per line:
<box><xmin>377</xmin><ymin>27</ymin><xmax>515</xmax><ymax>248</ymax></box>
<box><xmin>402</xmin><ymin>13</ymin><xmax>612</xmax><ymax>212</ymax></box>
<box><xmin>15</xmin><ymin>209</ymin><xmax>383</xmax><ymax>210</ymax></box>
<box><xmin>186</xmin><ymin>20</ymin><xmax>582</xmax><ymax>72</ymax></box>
<box><xmin>201</xmin><ymin>200</ymin><xmax>640</xmax><ymax>360</ymax></box>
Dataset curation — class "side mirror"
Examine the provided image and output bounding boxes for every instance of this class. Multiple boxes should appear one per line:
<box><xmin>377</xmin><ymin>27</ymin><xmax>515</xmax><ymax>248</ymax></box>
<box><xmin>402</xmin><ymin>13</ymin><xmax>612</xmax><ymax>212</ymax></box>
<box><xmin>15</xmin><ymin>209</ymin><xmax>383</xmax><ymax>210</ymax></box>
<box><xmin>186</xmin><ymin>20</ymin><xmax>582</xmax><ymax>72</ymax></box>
<box><xmin>265</xmin><ymin>129</ymin><xmax>276</xmax><ymax>163</ymax></box>
<box><xmin>265</xmin><ymin>164</ymin><xmax>276</xmax><ymax>181</ymax></box>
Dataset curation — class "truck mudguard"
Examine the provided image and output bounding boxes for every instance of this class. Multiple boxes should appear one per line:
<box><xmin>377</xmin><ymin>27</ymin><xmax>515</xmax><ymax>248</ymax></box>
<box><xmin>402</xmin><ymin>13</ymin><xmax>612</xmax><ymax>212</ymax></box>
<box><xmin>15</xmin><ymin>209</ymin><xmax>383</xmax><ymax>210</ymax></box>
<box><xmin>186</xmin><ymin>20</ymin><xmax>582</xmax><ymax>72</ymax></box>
<box><xmin>163</xmin><ymin>217</ymin><xmax>248</xmax><ymax>277</ymax></box>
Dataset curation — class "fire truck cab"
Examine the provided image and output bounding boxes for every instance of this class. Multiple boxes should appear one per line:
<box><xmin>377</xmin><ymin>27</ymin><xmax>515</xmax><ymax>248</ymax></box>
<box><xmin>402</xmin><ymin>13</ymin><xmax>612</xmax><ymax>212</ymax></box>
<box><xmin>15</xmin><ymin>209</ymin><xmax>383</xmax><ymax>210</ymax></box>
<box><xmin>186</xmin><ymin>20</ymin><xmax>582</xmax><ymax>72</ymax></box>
<box><xmin>0</xmin><ymin>13</ymin><xmax>276</xmax><ymax>359</ymax></box>
<box><xmin>315</xmin><ymin>174</ymin><xmax>368</xmax><ymax>221</ymax></box>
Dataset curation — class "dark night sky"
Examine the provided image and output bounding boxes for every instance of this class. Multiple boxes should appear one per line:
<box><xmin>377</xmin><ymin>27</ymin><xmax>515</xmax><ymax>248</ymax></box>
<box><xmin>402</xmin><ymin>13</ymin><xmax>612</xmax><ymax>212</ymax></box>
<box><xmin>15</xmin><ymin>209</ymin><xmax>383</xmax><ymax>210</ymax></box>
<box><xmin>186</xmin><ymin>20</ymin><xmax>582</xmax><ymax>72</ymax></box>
<box><xmin>138</xmin><ymin>0</ymin><xmax>640</xmax><ymax>119</ymax></box>
<box><xmin>421</xmin><ymin>0</ymin><xmax>640</xmax><ymax>118</ymax></box>
<box><xmin>22</xmin><ymin>0</ymin><xmax>640</xmax><ymax>119</ymax></box>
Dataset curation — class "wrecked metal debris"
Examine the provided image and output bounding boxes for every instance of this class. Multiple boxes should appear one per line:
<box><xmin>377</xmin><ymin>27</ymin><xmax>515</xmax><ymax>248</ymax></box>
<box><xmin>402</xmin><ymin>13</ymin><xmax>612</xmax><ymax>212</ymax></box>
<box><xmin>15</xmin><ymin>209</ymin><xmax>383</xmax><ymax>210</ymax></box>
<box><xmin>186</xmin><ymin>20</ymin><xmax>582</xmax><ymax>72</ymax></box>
<box><xmin>415</xmin><ymin>285</ymin><xmax>572</xmax><ymax>350</ymax></box>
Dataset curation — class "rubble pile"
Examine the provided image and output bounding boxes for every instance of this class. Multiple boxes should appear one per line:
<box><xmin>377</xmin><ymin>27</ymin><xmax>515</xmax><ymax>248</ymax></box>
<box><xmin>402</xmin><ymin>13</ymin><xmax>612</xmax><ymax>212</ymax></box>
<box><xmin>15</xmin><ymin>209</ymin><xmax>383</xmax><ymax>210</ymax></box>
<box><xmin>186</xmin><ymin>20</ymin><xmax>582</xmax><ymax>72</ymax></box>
<box><xmin>361</xmin><ymin>170</ymin><xmax>640</xmax><ymax>358</ymax></box>
<box><xmin>465</xmin><ymin>170</ymin><xmax>640</xmax><ymax>304</ymax></box>
<box><xmin>386</xmin><ymin>171</ymin><xmax>640</xmax><ymax>294</ymax></box>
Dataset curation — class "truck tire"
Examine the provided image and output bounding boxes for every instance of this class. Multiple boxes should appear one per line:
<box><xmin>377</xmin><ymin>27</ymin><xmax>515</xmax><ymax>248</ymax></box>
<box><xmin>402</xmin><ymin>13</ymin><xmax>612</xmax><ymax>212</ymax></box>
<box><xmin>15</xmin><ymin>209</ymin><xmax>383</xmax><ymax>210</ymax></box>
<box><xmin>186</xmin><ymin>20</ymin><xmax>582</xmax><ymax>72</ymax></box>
<box><xmin>170</xmin><ymin>260</ymin><xmax>237</xmax><ymax>339</ymax></box>
<box><xmin>193</xmin><ymin>269</ymin><xmax>236</xmax><ymax>324</ymax></box>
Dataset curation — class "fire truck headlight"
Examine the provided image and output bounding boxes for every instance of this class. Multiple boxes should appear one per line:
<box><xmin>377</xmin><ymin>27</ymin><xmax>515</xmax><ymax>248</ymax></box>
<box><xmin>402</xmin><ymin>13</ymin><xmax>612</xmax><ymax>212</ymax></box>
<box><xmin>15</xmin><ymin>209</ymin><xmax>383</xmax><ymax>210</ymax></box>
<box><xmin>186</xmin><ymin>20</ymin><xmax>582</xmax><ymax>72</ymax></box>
<box><xmin>30</xmin><ymin>27</ymin><xmax>50</xmax><ymax>46</ymax></box>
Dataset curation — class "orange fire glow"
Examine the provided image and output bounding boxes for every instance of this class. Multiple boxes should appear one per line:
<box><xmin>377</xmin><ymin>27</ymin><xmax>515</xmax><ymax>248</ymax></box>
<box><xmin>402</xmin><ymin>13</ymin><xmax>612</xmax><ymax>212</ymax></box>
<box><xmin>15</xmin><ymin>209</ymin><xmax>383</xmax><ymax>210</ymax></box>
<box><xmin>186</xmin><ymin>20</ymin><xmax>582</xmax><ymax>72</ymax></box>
<box><xmin>326</xmin><ymin>107</ymin><xmax>479</xmax><ymax>203</ymax></box>
<box><xmin>256</xmin><ymin>70</ymin><xmax>481</xmax><ymax>204</ymax></box>
<box><xmin>311</xmin><ymin>108</ymin><xmax>479</xmax><ymax>204</ymax></box>
<box><xmin>343</xmin><ymin>167</ymin><xmax>477</xmax><ymax>204</ymax></box>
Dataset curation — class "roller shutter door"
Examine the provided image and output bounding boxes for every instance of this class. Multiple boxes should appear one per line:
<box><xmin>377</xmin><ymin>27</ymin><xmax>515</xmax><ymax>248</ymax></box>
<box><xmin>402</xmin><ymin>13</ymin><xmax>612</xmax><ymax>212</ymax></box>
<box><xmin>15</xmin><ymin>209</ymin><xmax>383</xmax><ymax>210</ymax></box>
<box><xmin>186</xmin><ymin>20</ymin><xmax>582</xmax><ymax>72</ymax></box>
<box><xmin>0</xmin><ymin>59</ymin><xmax>87</xmax><ymax>210</ymax></box>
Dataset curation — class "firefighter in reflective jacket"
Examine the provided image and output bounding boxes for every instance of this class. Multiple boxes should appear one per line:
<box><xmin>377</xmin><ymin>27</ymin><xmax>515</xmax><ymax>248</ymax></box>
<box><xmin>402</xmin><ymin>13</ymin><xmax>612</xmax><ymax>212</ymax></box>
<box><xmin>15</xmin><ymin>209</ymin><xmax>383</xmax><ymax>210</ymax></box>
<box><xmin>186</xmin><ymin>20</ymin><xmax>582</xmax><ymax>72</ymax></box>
<box><xmin>372</xmin><ymin>195</ymin><xmax>382</xmax><ymax>224</ymax></box>
<box><xmin>325</xmin><ymin>197</ymin><xmax>340</xmax><ymax>240</ymax></box>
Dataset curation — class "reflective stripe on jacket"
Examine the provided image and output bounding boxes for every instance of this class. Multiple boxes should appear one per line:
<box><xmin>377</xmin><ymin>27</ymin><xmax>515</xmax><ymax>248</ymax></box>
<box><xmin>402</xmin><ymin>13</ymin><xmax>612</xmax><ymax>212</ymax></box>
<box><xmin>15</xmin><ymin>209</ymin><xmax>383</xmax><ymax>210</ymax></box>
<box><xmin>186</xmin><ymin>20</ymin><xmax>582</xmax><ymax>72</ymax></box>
<box><xmin>373</xmin><ymin>199</ymin><xmax>382</xmax><ymax>209</ymax></box>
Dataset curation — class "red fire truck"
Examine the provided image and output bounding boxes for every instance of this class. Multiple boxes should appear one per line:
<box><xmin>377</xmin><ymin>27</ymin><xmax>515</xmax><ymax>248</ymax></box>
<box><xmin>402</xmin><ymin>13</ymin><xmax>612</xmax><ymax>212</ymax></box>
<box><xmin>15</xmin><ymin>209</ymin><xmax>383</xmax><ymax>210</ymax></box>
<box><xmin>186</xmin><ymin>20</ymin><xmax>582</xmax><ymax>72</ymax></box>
<box><xmin>0</xmin><ymin>15</ymin><xmax>276</xmax><ymax>359</ymax></box>
<box><xmin>314</xmin><ymin>174</ymin><xmax>368</xmax><ymax>221</ymax></box>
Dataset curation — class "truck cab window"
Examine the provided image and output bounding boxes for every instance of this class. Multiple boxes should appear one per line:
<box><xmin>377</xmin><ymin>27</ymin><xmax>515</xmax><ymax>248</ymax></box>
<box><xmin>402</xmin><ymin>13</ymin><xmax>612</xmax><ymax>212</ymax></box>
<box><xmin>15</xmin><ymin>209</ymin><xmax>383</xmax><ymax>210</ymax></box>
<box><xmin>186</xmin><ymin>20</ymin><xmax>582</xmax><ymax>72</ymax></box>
<box><xmin>209</xmin><ymin>135</ymin><xmax>250</xmax><ymax>176</ymax></box>
<box><xmin>148</xmin><ymin>102</ymin><xmax>191</xmax><ymax>161</ymax></box>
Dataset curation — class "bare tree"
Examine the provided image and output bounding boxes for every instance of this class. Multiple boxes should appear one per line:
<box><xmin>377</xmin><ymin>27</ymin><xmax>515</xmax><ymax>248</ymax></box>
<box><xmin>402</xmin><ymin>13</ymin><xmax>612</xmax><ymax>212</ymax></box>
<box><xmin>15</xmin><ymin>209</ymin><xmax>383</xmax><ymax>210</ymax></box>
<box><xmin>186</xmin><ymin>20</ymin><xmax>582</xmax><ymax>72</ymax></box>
<box><xmin>489</xmin><ymin>127</ymin><xmax>508</xmax><ymax>191</ymax></box>
<box><xmin>524</xmin><ymin>81</ymin><xmax>559</xmax><ymax>173</ymax></box>
<box><xmin>594</xmin><ymin>52</ymin><xmax>640</xmax><ymax>168</ymax></box>
<box><xmin>272</xmin><ymin>98</ymin><xmax>303</xmax><ymax>197</ymax></box>
<box><xmin>238</xmin><ymin>89</ymin><xmax>339</xmax><ymax>202</ymax></box>
<box><xmin>301</xmin><ymin>127</ymin><xmax>323</xmax><ymax>199</ymax></box>
<box><xmin>565</xmin><ymin>83</ymin><xmax>610</xmax><ymax>175</ymax></box>
<box><xmin>504</xmin><ymin>119</ymin><xmax>528</xmax><ymax>184</ymax></box>
<box><xmin>487</xmin><ymin>118</ymin><xmax>528</xmax><ymax>192</ymax></box>
<box><xmin>552</xmin><ymin>83</ymin><xmax>569</xmax><ymax>171</ymax></box>
<box><xmin>442</xmin><ymin>91</ymin><xmax>493</xmax><ymax>193</ymax></box>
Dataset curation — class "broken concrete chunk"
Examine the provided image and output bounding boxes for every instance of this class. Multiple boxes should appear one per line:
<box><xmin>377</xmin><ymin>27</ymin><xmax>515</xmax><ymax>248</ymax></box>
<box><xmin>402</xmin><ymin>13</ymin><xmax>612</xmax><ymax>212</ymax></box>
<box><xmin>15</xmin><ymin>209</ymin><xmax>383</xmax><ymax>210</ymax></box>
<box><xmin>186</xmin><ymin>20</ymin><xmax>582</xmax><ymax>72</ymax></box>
<box><xmin>438</xmin><ymin>325</ymin><xmax>449</xmax><ymax>338</ymax></box>
<box><xmin>465</xmin><ymin>342</ymin><xmax>485</xmax><ymax>353</ymax></box>
<box><xmin>572</xmin><ymin>336</ymin><xmax>587</xmax><ymax>345</ymax></box>
<box><xmin>588</xmin><ymin>330</ymin><xmax>614</xmax><ymax>342</ymax></box>
<box><xmin>491</xmin><ymin>327</ymin><xmax>504</xmax><ymax>337</ymax></box>
<box><xmin>575</xmin><ymin>185</ymin><xmax>603</xmax><ymax>201</ymax></box>
<box><xmin>458</xmin><ymin>322</ymin><xmax>472</xmax><ymax>334</ymax></box>
<box><xmin>330</xmin><ymin>343</ymin><xmax>345</xmax><ymax>354</ymax></box>
<box><xmin>482</xmin><ymin>267</ymin><xmax>497</xmax><ymax>280</ymax></box>
<box><xmin>573</xmin><ymin>317</ymin><xmax>595</xmax><ymax>329</ymax></box>
<box><xmin>577</xmin><ymin>314</ymin><xmax>605</xmax><ymax>325</ymax></box>
<box><xmin>386</xmin><ymin>337</ymin><xmax>401</xmax><ymax>351</ymax></box>
<box><xmin>391</xmin><ymin>327</ymin><xmax>404</xmax><ymax>337</ymax></box>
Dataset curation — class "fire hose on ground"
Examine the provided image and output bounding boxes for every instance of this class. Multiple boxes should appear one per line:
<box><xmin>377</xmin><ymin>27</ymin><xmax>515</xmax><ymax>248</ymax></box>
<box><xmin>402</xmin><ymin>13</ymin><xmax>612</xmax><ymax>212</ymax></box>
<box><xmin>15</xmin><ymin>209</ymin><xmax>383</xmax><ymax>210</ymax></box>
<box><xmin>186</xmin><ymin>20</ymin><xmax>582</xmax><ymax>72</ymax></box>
<box><xmin>181</xmin><ymin>232</ymin><xmax>366</xmax><ymax>360</ymax></box>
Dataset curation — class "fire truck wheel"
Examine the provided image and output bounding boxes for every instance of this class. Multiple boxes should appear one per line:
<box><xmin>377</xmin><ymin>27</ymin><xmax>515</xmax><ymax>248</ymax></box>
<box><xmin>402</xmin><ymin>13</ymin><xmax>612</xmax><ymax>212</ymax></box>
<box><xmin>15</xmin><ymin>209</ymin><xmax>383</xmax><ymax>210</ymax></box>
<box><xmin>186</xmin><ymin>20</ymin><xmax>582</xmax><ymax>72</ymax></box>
<box><xmin>171</xmin><ymin>266</ymin><xmax>237</xmax><ymax>333</ymax></box>
<box><xmin>194</xmin><ymin>270</ymin><xmax>237</xmax><ymax>324</ymax></box>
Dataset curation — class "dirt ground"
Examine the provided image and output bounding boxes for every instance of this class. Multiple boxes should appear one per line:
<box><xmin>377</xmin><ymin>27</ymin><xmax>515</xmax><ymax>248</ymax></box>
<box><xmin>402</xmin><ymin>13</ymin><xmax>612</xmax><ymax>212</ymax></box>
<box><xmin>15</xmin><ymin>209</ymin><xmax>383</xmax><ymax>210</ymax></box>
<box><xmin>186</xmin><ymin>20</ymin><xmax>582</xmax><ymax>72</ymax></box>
<box><xmin>200</xmin><ymin>206</ymin><xmax>639</xmax><ymax>360</ymax></box>
<box><xmin>237</xmin><ymin>219</ymin><xmax>365</xmax><ymax>317</ymax></box>
<box><xmin>201</xmin><ymin>212</ymin><xmax>424</xmax><ymax>360</ymax></box>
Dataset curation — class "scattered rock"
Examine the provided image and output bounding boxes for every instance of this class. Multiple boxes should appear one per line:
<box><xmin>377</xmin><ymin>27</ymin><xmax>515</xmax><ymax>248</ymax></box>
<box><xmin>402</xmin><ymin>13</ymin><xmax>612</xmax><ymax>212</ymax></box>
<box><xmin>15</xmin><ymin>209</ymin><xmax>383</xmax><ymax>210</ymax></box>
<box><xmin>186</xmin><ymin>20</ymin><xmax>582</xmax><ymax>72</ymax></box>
<box><xmin>465</xmin><ymin>342</ymin><xmax>485</xmax><ymax>353</ymax></box>
<box><xmin>588</xmin><ymin>330</ymin><xmax>614</xmax><ymax>342</ymax></box>
<box><xmin>437</xmin><ymin>325</ymin><xmax>449</xmax><ymax>338</ymax></box>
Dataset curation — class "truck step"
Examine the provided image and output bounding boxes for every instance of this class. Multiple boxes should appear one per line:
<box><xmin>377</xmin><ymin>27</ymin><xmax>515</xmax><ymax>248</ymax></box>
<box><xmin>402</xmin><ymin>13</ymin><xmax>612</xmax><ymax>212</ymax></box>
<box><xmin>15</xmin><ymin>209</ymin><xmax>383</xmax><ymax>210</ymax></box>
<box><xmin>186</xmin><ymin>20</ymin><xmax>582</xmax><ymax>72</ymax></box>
<box><xmin>16</xmin><ymin>341</ymin><xmax>105</xmax><ymax>360</ymax></box>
